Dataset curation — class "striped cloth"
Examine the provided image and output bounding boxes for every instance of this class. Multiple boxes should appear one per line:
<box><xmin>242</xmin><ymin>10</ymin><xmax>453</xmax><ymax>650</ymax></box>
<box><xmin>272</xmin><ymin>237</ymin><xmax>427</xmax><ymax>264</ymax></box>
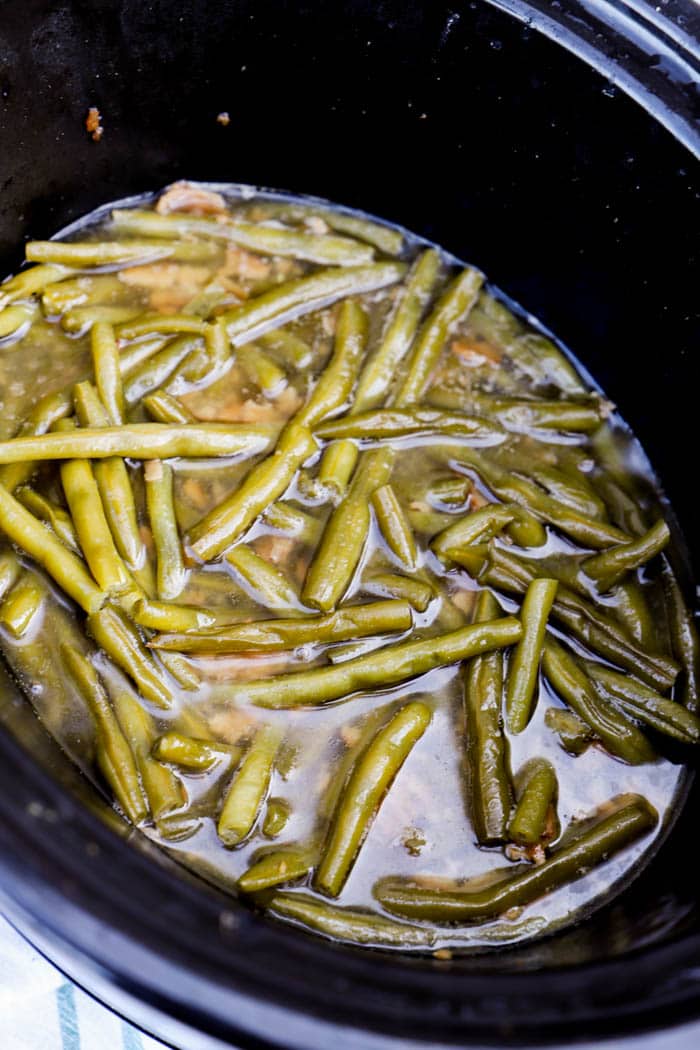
<box><xmin>0</xmin><ymin>912</ymin><xmax>164</xmax><ymax>1050</ymax></box>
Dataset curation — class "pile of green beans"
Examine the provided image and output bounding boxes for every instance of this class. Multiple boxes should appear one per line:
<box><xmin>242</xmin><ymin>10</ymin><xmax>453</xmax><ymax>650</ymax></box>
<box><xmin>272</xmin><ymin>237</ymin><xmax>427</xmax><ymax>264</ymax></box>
<box><xmin>0</xmin><ymin>182</ymin><xmax>695</xmax><ymax>955</ymax></box>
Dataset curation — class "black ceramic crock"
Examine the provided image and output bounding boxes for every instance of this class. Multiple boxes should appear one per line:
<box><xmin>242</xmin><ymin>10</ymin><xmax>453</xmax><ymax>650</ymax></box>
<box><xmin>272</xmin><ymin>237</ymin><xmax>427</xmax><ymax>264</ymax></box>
<box><xmin>0</xmin><ymin>2</ymin><xmax>698</xmax><ymax>1047</ymax></box>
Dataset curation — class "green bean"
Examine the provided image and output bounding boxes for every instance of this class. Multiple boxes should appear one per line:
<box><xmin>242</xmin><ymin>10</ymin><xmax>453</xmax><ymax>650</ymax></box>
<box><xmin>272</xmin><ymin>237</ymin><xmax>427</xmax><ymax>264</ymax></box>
<box><xmin>62</xmin><ymin>646</ymin><xmax>148</xmax><ymax>824</ymax></box>
<box><xmin>151</xmin><ymin>600</ymin><xmax>412</xmax><ymax>653</ymax></box>
<box><xmin>270</xmin><ymin>892</ymin><xmax>442</xmax><ymax>947</ymax></box>
<box><xmin>258</xmin><ymin>328</ymin><xmax>313</xmax><ymax>370</ymax></box>
<box><xmin>529</xmin><ymin>465</ymin><xmax>608</xmax><ymax>522</ymax></box>
<box><xmin>661</xmin><ymin>560</ymin><xmax>699</xmax><ymax>712</ymax></box>
<box><xmin>41</xmin><ymin>273</ymin><xmax>127</xmax><ymax>314</ymax></box>
<box><xmin>353</xmin><ymin>250</ymin><xmax>442</xmax><ymax>410</ymax></box>
<box><xmin>315</xmin><ymin>701</ymin><xmax>431</xmax><ymax>896</ymax></box>
<box><xmin>61</xmin><ymin>305</ymin><xmax>142</xmax><ymax>334</ymax></box>
<box><xmin>236</xmin><ymin>345</ymin><xmax>287</xmax><ymax>397</ymax></box>
<box><xmin>220</xmin><ymin>262</ymin><xmax>406</xmax><ymax>345</ymax></box>
<box><xmin>507</xmin><ymin>332</ymin><xmax>587</xmax><ymax>397</ymax></box>
<box><xmin>315</xmin><ymin>407</ymin><xmax>505</xmax><ymax>445</ymax></box>
<box><xmin>143</xmin><ymin>460</ymin><xmax>186</xmax><ymax>600</ymax></box>
<box><xmin>73</xmin><ymin>382</ymin><xmax>146</xmax><ymax>570</ymax></box>
<box><xmin>16</xmin><ymin>486</ymin><xmax>80</xmax><ymax>553</ymax></box>
<box><xmin>506</xmin><ymin>578</ymin><xmax>558</xmax><ymax>734</ymax></box>
<box><xmin>464</xmin><ymin>589</ymin><xmax>511</xmax><ymax>845</ymax></box>
<box><xmin>239</xmin><ymin>847</ymin><xmax>314</xmax><ymax>894</ymax></box>
<box><xmin>374</xmin><ymin>795</ymin><xmax>657</xmax><ymax>922</ymax></box>
<box><xmin>426</xmin><ymin>475</ymin><xmax>473</xmax><ymax>508</ymax></box>
<box><xmin>0</xmin><ymin>303</ymin><xmax>38</xmax><ymax>340</ymax></box>
<box><xmin>612</xmin><ymin>579</ymin><xmax>656</xmax><ymax>650</ymax></box>
<box><xmin>585</xmin><ymin>662</ymin><xmax>700</xmax><ymax>746</ymax></box>
<box><xmin>363</xmin><ymin>573</ymin><xmax>435</xmax><ymax>613</ymax></box>
<box><xmin>582</xmin><ymin>520</ymin><xmax>670</xmax><ymax>592</ymax></box>
<box><xmin>87</xmin><ymin>604</ymin><xmax>174</xmax><ymax>708</ymax></box>
<box><xmin>111</xmin><ymin>209</ymin><xmax>376</xmax><ymax>265</ymax></box>
<box><xmin>263</xmin><ymin>502</ymin><xmax>324</xmax><ymax>546</ymax></box>
<box><xmin>302</xmin><ymin>448</ymin><xmax>393</xmax><ymax>611</ymax></box>
<box><xmin>472</xmin><ymin>395</ymin><xmax>602</xmax><ymax>434</ymax></box>
<box><xmin>223</xmin><ymin>617</ymin><xmax>522</xmax><ymax>709</ymax></box>
<box><xmin>254</xmin><ymin>202</ymin><xmax>404</xmax><ymax>254</ymax></box>
<box><xmin>59</xmin><ymin>452</ymin><xmax>136</xmax><ymax>599</ymax></box>
<box><xmin>544</xmin><ymin>707</ymin><xmax>594</xmax><ymax>755</ymax></box>
<box><xmin>0</xmin><ymin>484</ymin><xmax>104</xmax><ymax>613</ymax></box>
<box><xmin>431</xmin><ymin>504</ymin><xmax>516</xmax><ymax>558</ymax></box>
<box><xmin>110</xmin><ymin>688</ymin><xmax>184</xmax><ymax>821</ymax></box>
<box><xmin>91</xmin><ymin>322</ymin><xmax>125</xmax><ymax>424</ymax></box>
<box><xmin>594</xmin><ymin>473</ymin><xmax>649</xmax><ymax>537</ymax></box>
<box><xmin>117</xmin><ymin>314</ymin><xmax>208</xmax><ymax>340</ymax></box>
<box><xmin>25</xmin><ymin>239</ymin><xmax>217</xmax><ymax>267</ymax></box>
<box><xmin>225</xmin><ymin>545</ymin><xmax>303</xmax><ymax>614</ymax></box>
<box><xmin>158</xmin><ymin>650</ymin><xmax>200</xmax><ymax>690</ymax></box>
<box><xmin>132</xmin><ymin>598</ymin><xmax>220</xmax><ymax>632</ymax></box>
<box><xmin>508</xmin><ymin>759</ymin><xmax>558</xmax><ymax>845</ymax></box>
<box><xmin>217</xmin><ymin>724</ymin><xmax>281</xmax><ymax>846</ymax></box>
<box><xmin>298</xmin><ymin>300</ymin><xmax>370</xmax><ymax>427</ymax></box>
<box><xmin>203</xmin><ymin>319</ymin><xmax>233</xmax><ymax>374</ymax></box>
<box><xmin>470</xmin><ymin>545</ymin><xmax>679</xmax><ymax>692</ymax></box>
<box><xmin>0</xmin><ymin>390</ymin><xmax>73</xmax><ymax>492</ymax></box>
<box><xmin>541</xmin><ymin>639</ymin><xmax>655</xmax><ymax>764</ymax></box>
<box><xmin>143</xmin><ymin>391</ymin><xmax>197</xmax><ymax>424</ymax></box>
<box><xmin>372</xmin><ymin>485</ymin><xmax>417</xmax><ymax>570</ymax></box>
<box><xmin>394</xmin><ymin>267</ymin><xmax>484</xmax><ymax>406</ymax></box>
<box><xmin>0</xmin><ymin>572</ymin><xmax>46</xmax><ymax>637</ymax></box>
<box><xmin>119</xmin><ymin>335</ymin><xmax>170</xmax><ymax>376</ymax></box>
<box><xmin>263</xmin><ymin>798</ymin><xmax>291</xmax><ymax>838</ymax></box>
<box><xmin>0</xmin><ymin>550</ymin><xmax>22</xmax><ymax>601</ymax></box>
<box><xmin>123</xmin><ymin>335</ymin><xmax>202</xmax><ymax>404</ymax></box>
<box><xmin>0</xmin><ymin>263</ymin><xmax>72</xmax><ymax>307</ymax></box>
<box><xmin>0</xmin><ymin>422</ymin><xmax>277</xmax><ymax>463</ymax></box>
<box><xmin>153</xmin><ymin>732</ymin><xmax>242</xmax><ymax>772</ymax></box>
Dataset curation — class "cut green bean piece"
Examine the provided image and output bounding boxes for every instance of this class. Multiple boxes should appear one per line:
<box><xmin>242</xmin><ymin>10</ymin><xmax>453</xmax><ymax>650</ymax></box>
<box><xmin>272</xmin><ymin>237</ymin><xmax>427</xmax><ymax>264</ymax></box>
<box><xmin>545</xmin><ymin>707</ymin><xmax>594</xmax><ymax>755</ymax></box>
<box><xmin>62</xmin><ymin>646</ymin><xmax>148</xmax><ymax>825</ymax></box>
<box><xmin>395</xmin><ymin>267</ymin><xmax>484</xmax><ymax>406</ymax></box>
<box><xmin>223</xmin><ymin>617</ymin><xmax>522</xmax><ymax>709</ymax></box>
<box><xmin>315</xmin><ymin>701</ymin><xmax>431</xmax><ymax>897</ymax></box>
<box><xmin>315</xmin><ymin>407</ymin><xmax>505</xmax><ymax>445</ymax></box>
<box><xmin>91</xmin><ymin>322</ymin><xmax>125</xmax><ymax>424</ymax></box>
<box><xmin>372</xmin><ymin>485</ymin><xmax>417</xmax><ymax>570</ymax></box>
<box><xmin>143</xmin><ymin>391</ymin><xmax>197</xmax><ymax>424</ymax></box>
<box><xmin>87</xmin><ymin>604</ymin><xmax>174</xmax><ymax>709</ymax></box>
<box><xmin>221</xmin><ymin>262</ymin><xmax>406</xmax><ymax>345</ymax></box>
<box><xmin>111</xmin><ymin>209</ymin><xmax>376</xmax><ymax>265</ymax></box>
<box><xmin>432</xmin><ymin>504</ymin><xmax>516</xmax><ymax>558</ymax></box>
<box><xmin>263</xmin><ymin>502</ymin><xmax>323</xmax><ymax>546</ymax></box>
<box><xmin>132</xmin><ymin>599</ymin><xmax>220</xmax><ymax>633</ymax></box>
<box><xmin>542</xmin><ymin>639</ymin><xmax>655</xmax><ymax>764</ymax></box>
<box><xmin>0</xmin><ymin>423</ymin><xmax>277</xmax><ymax>463</ymax></box>
<box><xmin>364</xmin><ymin>573</ymin><xmax>435</xmax><ymax>612</ymax></box>
<box><xmin>123</xmin><ymin>335</ymin><xmax>202</xmax><ymax>404</ymax></box>
<box><xmin>256</xmin><ymin>202</ymin><xmax>404</xmax><ymax>254</ymax></box>
<box><xmin>530</xmin><ymin>465</ymin><xmax>607</xmax><ymax>521</ymax></box>
<box><xmin>0</xmin><ymin>263</ymin><xmax>72</xmax><ymax>307</ymax></box>
<box><xmin>16</xmin><ymin>486</ymin><xmax>80</xmax><ymax>553</ymax></box>
<box><xmin>583</xmin><ymin>520</ymin><xmax>670</xmax><ymax>592</ymax></box>
<box><xmin>263</xmin><ymin>798</ymin><xmax>291</xmax><ymax>838</ymax></box>
<box><xmin>0</xmin><ymin>550</ymin><xmax>22</xmax><ymax>602</ymax></box>
<box><xmin>26</xmin><ymin>239</ymin><xmax>217</xmax><ymax>267</ymax></box>
<box><xmin>506</xmin><ymin>578</ymin><xmax>558</xmax><ymax>734</ymax></box>
<box><xmin>508</xmin><ymin>759</ymin><xmax>558</xmax><ymax>845</ymax></box>
<box><xmin>151</xmin><ymin>600</ymin><xmax>412</xmax><ymax>653</ymax></box>
<box><xmin>236</xmin><ymin>345</ymin><xmax>287</xmax><ymax>397</ymax></box>
<box><xmin>269</xmin><ymin>893</ymin><xmax>441</xmax><ymax>948</ymax></box>
<box><xmin>117</xmin><ymin>314</ymin><xmax>208</xmax><ymax>339</ymax></box>
<box><xmin>225</xmin><ymin>545</ymin><xmax>303</xmax><ymax>614</ymax></box>
<box><xmin>258</xmin><ymin>328</ymin><xmax>313</xmax><ymax>370</ymax></box>
<box><xmin>464</xmin><ymin>589</ymin><xmax>511</xmax><ymax>845</ymax></box>
<box><xmin>0</xmin><ymin>484</ymin><xmax>104</xmax><ymax>613</ymax></box>
<box><xmin>585</xmin><ymin>662</ymin><xmax>700</xmax><ymax>746</ymax></box>
<box><xmin>239</xmin><ymin>847</ymin><xmax>314</xmax><ymax>893</ymax></box>
<box><xmin>153</xmin><ymin>732</ymin><xmax>242</xmax><ymax>772</ymax></box>
<box><xmin>61</xmin><ymin>305</ymin><xmax>141</xmax><ymax>334</ymax></box>
<box><xmin>470</xmin><ymin>394</ymin><xmax>602</xmax><ymax>434</ymax></box>
<box><xmin>374</xmin><ymin>796</ymin><xmax>656</xmax><ymax>922</ymax></box>
<box><xmin>507</xmin><ymin>332</ymin><xmax>587</xmax><ymax>397</ymax></box>
<box><xmin>353</xmin><ymin>250</ymin><xmax>441</xmax><ymax>410</ymax></box>
<box><xmin>41</xmin><ymin>273</ymin><xmax>127</xmax><ymax>314</ymax></box>
<box><xmin>111</xmin><ymin>689</ymin><xmax>184</xmax><ymax>821</ymax></box>
<box><xmin>0</xmin><ymin>572</ymin><xmax>46</xmax><ymax>637</ymax></box>
<box><xmin>158</xmin><ymin>650</ymin><xmax>200</xmax><ymax>690</ymax></box>
<box><xmin>0</xmin><ymin>303</ymin><xmax>38</xmax><ymax>340</ymax></box>
<box><xmin>217</xmin><ymin>725</ymin><xmax>281</xmax><ymax>846</ymax></box>
<box><xmin>426</xmin><ymin>475</ymin><xmax>472</xmax><ymax>508</ymax></box>
<box><xmin>661</xmin><ymin>560</ymin><xmax>699</xmax><ymax>713</ymax></box>
<box><xmin>144</xmin><ymin>460</ymin><xmax>187</xmax><ymax>600</ymax></box>
<box><xmin>0</xmin><ymin>391</ymin><xmax>73</xmax><ymax>492</ymax></box>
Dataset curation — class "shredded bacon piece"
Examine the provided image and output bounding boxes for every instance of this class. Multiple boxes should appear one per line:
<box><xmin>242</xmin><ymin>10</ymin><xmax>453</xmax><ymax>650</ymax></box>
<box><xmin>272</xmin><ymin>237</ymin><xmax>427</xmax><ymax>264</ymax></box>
<box><xmin>85</xmin><ymin>107</ymin><xmax>103</xmax><ymax>142</ymax></box>
<box><xmin>451</xmin><ymin>336</ymin><xmax>502</xmax><ymax>366</ymax></box>
<box><xmin>156</xmin><ymin>181</ymin><xmax>227</xmax><ymax>216</ymax></box>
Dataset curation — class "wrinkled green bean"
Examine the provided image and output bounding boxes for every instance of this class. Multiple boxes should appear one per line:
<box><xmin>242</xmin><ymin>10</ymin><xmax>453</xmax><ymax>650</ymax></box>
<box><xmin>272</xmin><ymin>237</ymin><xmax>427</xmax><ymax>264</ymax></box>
<box><xmin>508</xmin><ymin>759</ymin><xmax>558</xmax><ymax>845</ymax></box>
<box><xmin>506</xmin><ymin>578</ymin><xmax>558</xmax><ymax>734</ymax></box>
<box><xmin>87</xmin><ymin>604</ymin><xmax>174</xmax><ymax>708</ymax></box>
<box><xmin>583</xmin><ymin>520</ymin><xmax>670</xmax><ymax>592</ymax></box>
<box><xmin>217</xmin><ymin>724</ymin><xmax>281</xmax><ymax>846</ymax></box>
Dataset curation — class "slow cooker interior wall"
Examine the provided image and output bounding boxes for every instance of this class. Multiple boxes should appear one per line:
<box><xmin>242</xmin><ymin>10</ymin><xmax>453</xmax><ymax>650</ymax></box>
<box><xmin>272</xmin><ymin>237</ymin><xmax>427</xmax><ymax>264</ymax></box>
<box><xmin>0</xmin><ymin>0</ymin><xmax>698</xmax><ymax>998</ymax></box>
